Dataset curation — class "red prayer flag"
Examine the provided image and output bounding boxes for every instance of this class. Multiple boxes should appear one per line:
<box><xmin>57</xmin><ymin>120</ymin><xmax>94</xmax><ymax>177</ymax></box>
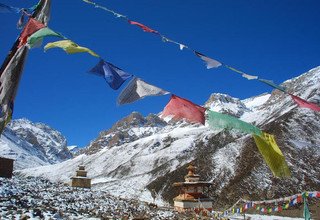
<box><xmin>161</xmin><ymin>95</ymin><xmax>206</xmax><ymax>124</ymax></box>
<box><xmin>316</xmin><ymin>192</ymin><xmax>320</xmax><ymax>198</ymax></box>
<box><xmin>128</xmin><ymin>20</ymin><xmax>158</xmax><ymax>34</ymax></box>
<box><xmin>297</xmin><ymin>195</ymin><xmax>302</xmax><ymax>203</ymax></box>
<box><xmin>18</xmin><ymin>17</ymin><xmax>45</xmax><ymax>48</ymax></box>
<box><xmin>278</xmin><ymin>206</ymin><xmax>282</xmax><ymax>212</ymax></box>
<box><xmin>290</xmin><ymin>94</ymin><xmax>320</xmax><ymax>112</ymax></box>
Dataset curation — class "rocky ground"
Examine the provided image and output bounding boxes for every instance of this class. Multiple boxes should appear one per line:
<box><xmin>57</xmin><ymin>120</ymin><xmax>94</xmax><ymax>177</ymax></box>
<box><xmin>0</xmin><ymin>176</ymin><xmax>183</xmax><ymax>220</ymax></box>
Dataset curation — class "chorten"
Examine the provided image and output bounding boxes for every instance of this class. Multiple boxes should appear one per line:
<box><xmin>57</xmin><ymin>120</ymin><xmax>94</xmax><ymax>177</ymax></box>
<box><xmin>173</xmin><ymin>164</ymin><xmax>213</xmax><ymax>215</ymax></box>
<box><xmin>71</xmin><ymin>165</ymin><xmax>91</xmax><ymax>188</ymax></box>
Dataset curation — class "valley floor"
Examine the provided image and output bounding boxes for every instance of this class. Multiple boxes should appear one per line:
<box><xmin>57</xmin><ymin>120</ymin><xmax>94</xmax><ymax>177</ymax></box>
<box><xmin>0</xmin><ymin>176</ymin><xmax>178</xmax><ymax>219</ymax></box>
<box><xmin>0</xmin><ymin>176</ymin><xmax>315</xmax><ymax>220</ymax></box>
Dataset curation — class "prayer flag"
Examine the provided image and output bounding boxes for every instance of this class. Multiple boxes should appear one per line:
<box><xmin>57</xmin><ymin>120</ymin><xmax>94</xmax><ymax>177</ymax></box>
<box><xmin>179</xmin><ymin>44</ymin><xmax>186</xmax><ymax>50</ymax></box>
<box><xmin>195</xmin><ymin>51</ymin><xmax>222</xmax><ymax>69</ymax></box>
<box><xmin>83</xmin><ymin>0</ymin><xmax>95</xmax><ymax>5</ymax></box>
<box><xmin>44</xmin><ymin>40</ymin><xmax>99</xmax><ymax>57</ymax></box>
<box><xmin>17</xmin><ymin>11</ymin><xmax>27</xmax><ymax>29</ymax></box>
<box><xmin>253</xmin><ymin>132</ymin><xmax>291</xmax><ymax>178</ymax></box>
<box><xmin>117</xmin><ymin>77</ymin><xmax>169</xmax><ymax>105</ymax></box>
<box><xmin>303</xmin><ymin>196</ymin><xmax>311</xmax><ymax>220</ymax></box>
<box><xmin>258</xmin><ymin>79</ymin><xmax>287</xmax><ymax>93</ymax></box>
<box><xmin>207</xmin><ymin>110</ymin><xmax>262</xmax><ymax>135</ymax></box>
<box><xmin>0</xmin><ymin>0</ymin><xmax>51</xmax><ymax>135</ymax></box>
<box><xmin>18</xmin><ymin>18</ymin><xmax>46</xmax><ymax>48</ymax></box>
<box><xmin>0</xmin><ymin>46</ymin><xmax>28</xmax><ymax>132</ymax></box>
<box><xmin>225</xmin><ymin>65</ymin><xmax>258</xmax><ymax>80</ymax></box>
<box><xmin>297</xmin><ymin>195</ymin><xmax>302</xmax><ymax>203</ymax></box>
<box><xmin>290</xmin><ymin>94</ymin><xmax>320</xmax><ymax>112</ymax></box>
<box><xmin>161</xmin><ymin>95</ymin><xmax>206</xmax><ymax>124</ymax></box>
<box><xmin>89</xmin><ymin>59</ymin><xmax>132</xmax><ymax>90</ymax></box>
<box><xmin>128</xmin><ymin>20</ymin><xmax>158</xmax><ymax>34</ymax></box>
<box><xmin>27</xmin><ymin>27</ymin><xmax>63</xmax><ymax>48</ymax></box>
<box><xmin>242</xmin><ymin>73</ymin><xmax>258</xmax><ymax>80</ymax></box>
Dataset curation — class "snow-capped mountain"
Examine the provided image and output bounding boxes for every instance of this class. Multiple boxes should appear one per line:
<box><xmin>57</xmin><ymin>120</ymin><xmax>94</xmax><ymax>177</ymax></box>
<box><xmin>82</xmin><ymin>112</ymin><xmax>167</xmax><ymax>155</ymax></box>
<box><xmin>205</xmin><ymin>93</ymin><xmax>250</xmax><ymax>117</ymax></box>
<box><xmin>0</xmin><ymin>119</ymin><xmax>72</xmax><ymax>169</ymax></box>
<box><xmin>67</xmin><ymin>145</ymin><xmax>80</xmax><ymax>155</ymax></box>
<box><xmin>18</xmin><ymin>67</ymin><xmax>320</xmax><ymax>208</ymax></box>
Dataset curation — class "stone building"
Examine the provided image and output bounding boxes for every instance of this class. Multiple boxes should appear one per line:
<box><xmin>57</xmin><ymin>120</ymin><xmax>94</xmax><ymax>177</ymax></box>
<box><xmin>173</xmin><ymin>164</ymin><xmax>213</xmax><ymax>215</ymax></box>
<box><xmin>71</xmin><ymin>165</ymin><xmax>91</xmax><ymax>188</ymax></box>
<box><xmin>0</xmin><ymin>157</ymin><xmax>14</xmax><ymax>178</ymax></box>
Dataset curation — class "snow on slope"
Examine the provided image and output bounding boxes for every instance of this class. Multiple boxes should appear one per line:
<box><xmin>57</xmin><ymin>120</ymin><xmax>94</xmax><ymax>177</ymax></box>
<box><xmin>241</xmin><ymin>66</ymin><xmax>320</xmax><ymax>126</ymax></box>
<box><xmin>18</xmin><ymin>123</ymin><xmax>216</xmax><ymax>205</ymax></box>
<box><xmin>0</xmin><ymin>119</ymin><xmax>72</xmax><ymax>169</ymax></box>
<box><xmin>8</xmin><ymin>118</ymin><xmax>71</xmax><ymax>163</ymax></box>
<box><xmin>0</xmin><ymin>128</ymin><xmax>50</xmax><ymax>169</ymax></box>
<box><xmin>242</xmin><ymin>93</ymin><xmax>271</xmax><ymax>110</ymax></box>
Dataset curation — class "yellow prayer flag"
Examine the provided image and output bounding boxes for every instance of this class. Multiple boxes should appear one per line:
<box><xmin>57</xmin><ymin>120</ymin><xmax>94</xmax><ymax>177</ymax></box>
<box><xmin>253</xmin><ymin>132</ymin><xmax>291</xmax><ymax>178</ymax></box>
<box><xmin>44</xmin><ymin>40</ymin><xmax>99</xmax><ymax>57</ymax></box>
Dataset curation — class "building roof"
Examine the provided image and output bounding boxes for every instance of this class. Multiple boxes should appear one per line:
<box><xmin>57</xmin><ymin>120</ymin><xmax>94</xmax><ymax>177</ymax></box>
<box><xmin>173</xmin><ymin>182</ymin><xmax>212</xmax><ymax>187</ymax></box>
<box><xmin>0</xmin><ymin>157</ymin><xmax>14</xmax><ymax>161</ymax></box>
<box><xmin>173</xmin><ymin>193</ymin><xmax>213</xmax><ymax>202</ymax></box>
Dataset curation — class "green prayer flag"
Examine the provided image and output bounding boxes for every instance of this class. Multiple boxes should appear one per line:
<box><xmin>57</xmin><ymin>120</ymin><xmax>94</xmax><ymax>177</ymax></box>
<box><xmin>303</xmin><ymin>196</ymin><xmax>311</xmax><ymax>220</ymax></box>
<box><xmin>253</xmin><ymin>132</ymin><xmax>291</xmax><ymax>178</ymax></box>
<box><xmin>207</xmin><ymin>110</ymin><xmax>262</xmax><ymax>135</ymax></box>
<box><xmin>44</xmin><ymin>40</ymin><xmax>99</xmax><ymax>57</ymax></box>
<box><xmin>27</xmin><ymin>27</ymin><xmax>63</xmax><ymax>48</ymax></box>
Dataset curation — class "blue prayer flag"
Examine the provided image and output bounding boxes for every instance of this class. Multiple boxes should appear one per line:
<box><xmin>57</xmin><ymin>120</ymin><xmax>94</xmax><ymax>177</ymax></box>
<box><xmin>89</xmin><ymin>59</ymin><xmax>132</xmax><ymax>90</ymax></box>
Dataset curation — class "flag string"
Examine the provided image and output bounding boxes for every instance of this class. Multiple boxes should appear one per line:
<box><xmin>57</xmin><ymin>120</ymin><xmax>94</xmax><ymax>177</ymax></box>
<box><xmin>81</xmin><ymin>0</ymin><xmax>320</xmax><ymax>112</ymax></box>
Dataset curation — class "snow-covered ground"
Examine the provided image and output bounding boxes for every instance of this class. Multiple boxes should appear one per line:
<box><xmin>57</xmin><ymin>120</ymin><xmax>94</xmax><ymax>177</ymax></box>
<box><xmin>17</xmin><ymin>123</ymin><xmax>215</xmax><ymax>205</ymax></box>
<box><xmin>0</xmin><ymin>176</ymin><xmax>178</xmax><ymax>219</ymax></box>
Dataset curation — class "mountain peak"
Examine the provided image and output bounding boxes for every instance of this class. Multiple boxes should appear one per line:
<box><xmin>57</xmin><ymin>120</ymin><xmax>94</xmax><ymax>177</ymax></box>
<box><xmin>83</xmin><ymin>112</ymin><xmax>167</xmax><ymax>155</ymax></box>
<box><xmin>7</xmin><ymin>119</ymin><xmax>72</xmax><ymax>164</ymax></box>
<box><xmin>204</xmin><ymin>93</ymin><xmax>249</xmax><ymax>117</ymax></box>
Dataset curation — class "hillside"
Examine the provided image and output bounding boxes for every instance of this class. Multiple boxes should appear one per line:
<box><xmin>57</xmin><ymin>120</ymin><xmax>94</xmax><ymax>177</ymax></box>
<box><xmin>0</xmin><ymin>119</ymin><xmax>72</xmax><ymax>169</ymax></box>
<box><xmin>17</xmin><ymin>67</ymin><xmax>320</xmax><ymax>208</ymax></box>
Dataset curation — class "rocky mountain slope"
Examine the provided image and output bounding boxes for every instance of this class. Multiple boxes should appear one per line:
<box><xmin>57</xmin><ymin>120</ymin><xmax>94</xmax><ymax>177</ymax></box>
<box><xmin>0</xmin><ymin>119</ymin><xmax>72</xmax><ymax>169</ymax></box>
<box><xmin>18</xmin><ymin>67</ymin><xmax>320</xmax><ymax>209</ymax></box>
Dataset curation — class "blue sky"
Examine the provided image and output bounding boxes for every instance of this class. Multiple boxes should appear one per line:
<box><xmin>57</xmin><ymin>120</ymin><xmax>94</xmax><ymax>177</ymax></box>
<box><xmin>1</xmin><ymin>0</ymin><xmax>319</xmax><ymax>147</ymax></box>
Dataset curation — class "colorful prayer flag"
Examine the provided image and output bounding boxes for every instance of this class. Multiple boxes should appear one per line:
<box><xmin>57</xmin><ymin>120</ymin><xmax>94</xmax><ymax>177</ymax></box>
<box><xmin>258</xmin><ymin>79</ymin><xmax>287</xmax><ymax>93</ymax></box>
<box><xmin>27</xmin><ymin>27</ymin><xmax>63</xmax><ymax>48</ymax></box>
<box><xmin>224</xmin><ymin>65</ymin><xmax>258</xmax><ymax>80</ymax></box>
<box><xmin>0</xmin><ymin>46</ymin><xmax>28</xmax><ymax>132</ymax></box>
<box><xmin>44</xmin><ymin>40</ymin><xmax>99</xmax><ymax>57</ymax></box>
<box><xmin>195</xmin><ymin>51</ymin><xmax>222</xmax><ymax>69</ymax></box>
<box><xmin>290</xmin><ymin>94</ymin><xmax>320</xmax><ymax>112</ymax></box>
<box><xmin>303</xmin><ymin>196</ymin><xmax>311</xmax><ymax>220</ymax></box>
<box><xmin>253</xmin><ymin>132</ymin><xmax>291</xmax><ymax>178</ymax></box>
<box><xmin>161</xmin><ymin>95</ymin><xmax>206</xmax><ymax>124</ymax></box>
<box><xmin>18</xmin><ymin>18</ymin><xmax>46</xmax><ymax>48</ymax></box>
<box><xmin>0</xmin><ymin>0</ymin><xmax>51</xmax><ymax>135</ymax></box>
<box><xmin>207</xmin><ymin>110</ymin><xmax>262</xmax><ymax>135</ymax></box>
<box><xmin>117</xmin><ymin>77</ymin><xmax>169</xmax><ymax>105</ymax></box>
<box><xmin>128</xmin><ymin>20</ymin><xmax>159</xmax><ymax>34</ymax></box>
<box><xmin>89</xmin><ymin>59</ymin><xmax>132</xmax><ymax>90</ymax></box>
